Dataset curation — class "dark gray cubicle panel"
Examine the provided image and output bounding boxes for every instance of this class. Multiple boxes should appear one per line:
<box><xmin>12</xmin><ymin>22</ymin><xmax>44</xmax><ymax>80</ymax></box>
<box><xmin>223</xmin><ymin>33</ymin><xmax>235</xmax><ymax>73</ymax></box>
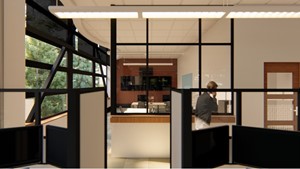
<box><xmin>233</xmin><ymin>125</ymin><xmax>300</xmax><ymax>168</ymax></box>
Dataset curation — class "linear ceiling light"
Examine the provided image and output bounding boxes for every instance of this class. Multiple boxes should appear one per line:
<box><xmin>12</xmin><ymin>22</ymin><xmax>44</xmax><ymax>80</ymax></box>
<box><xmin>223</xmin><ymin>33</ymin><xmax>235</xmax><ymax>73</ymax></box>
<box><xmin>49</xmin><ymin>5</ymin><xmax>300</xmax><ymax>19</ymax></box>
<box><xmin>225</xmin><ymin>5</ymin><xmax>300</xmax><ymax>18</ymax></box>
<box><xmin>226</xmin><ymin>12</ymin><xmax>300</xmax><ymax>18</ymax></box>
<box><xmin>142</xmin><ymin>12</ymin><xmax>225</xmax><ymax>18</ymax></box>
<box><xmin>48</xmin><ymin>6</ymin><xmax>138</xmax><ymax>18</ymax></box>
<box><xmin>123</xmin><ymin>63</ymin><xmax>173</xmax><ymax>66</ymax></box>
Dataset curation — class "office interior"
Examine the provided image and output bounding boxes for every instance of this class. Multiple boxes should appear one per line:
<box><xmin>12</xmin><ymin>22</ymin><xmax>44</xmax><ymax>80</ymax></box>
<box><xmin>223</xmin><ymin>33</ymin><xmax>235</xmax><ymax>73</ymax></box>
<box><xmin>1</xmin><ymin>0</ymin><xmax>300</xmax><ymax>168</ymax></box>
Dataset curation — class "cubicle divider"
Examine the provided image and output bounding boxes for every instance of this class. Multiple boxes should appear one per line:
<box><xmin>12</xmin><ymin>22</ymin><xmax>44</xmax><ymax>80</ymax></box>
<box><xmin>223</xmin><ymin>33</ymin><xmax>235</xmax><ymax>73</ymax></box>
<box><xmin>192</xmin><ymin>126</ymin><xmax>229</xmax><ymax>168</ymax></box>
<box><xmin>233</xmin><ymin>125</ymin><xmax>300</xmax><ymax>168</ymax></box>
<box><xmin>46</xmin><ymin>125</ymin><xmax>68</xmax><ymax>167</ymax></box>
<box><xmin>172</xmin><ymin>88</ymin><xmax>300</xmax><ymax>168</ymax></box>
<box><xmin>0</xmin><ymin>125</ymin><xmax>42</xmax><ymax>168</ymax></box>
<box><xmin>171</xmin><ymin>89</ymin><xmax>229</xmax><ymax>168</ymax></box>
<box><xmin>170</xmin><ymin>89</ymin><xmax>192</xmax><ymax>168</ymax></box>
<box><xmin>47</xmin><ymin>88</ymin><xmax>106</xmax><ymax>168</ymax></box>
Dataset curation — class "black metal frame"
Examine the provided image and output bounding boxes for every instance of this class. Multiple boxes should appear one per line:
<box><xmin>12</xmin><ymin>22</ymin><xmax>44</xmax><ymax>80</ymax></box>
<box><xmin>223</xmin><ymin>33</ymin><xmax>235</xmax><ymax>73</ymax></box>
<box><xmin>25</xmin><ymin>0</ymin><xmax>109</xmax><ymax>122</ymax></box>
<box><xmin>111</xmin><ymin>18</ymin><xmax>234</xmax><ymax>115</ymax></box>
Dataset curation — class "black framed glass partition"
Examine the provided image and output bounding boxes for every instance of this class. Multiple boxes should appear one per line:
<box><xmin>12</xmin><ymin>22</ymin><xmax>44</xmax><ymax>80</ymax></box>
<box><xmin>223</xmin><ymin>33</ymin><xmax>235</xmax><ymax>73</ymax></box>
<box><xmin>112</xmin><ymin>18</ymin><xmax>234</xmax><ymax>115</ymax></box>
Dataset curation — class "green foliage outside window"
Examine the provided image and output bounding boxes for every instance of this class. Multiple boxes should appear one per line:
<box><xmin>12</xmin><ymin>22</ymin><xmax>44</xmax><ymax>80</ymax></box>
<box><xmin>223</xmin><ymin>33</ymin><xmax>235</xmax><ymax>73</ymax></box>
<box><xmin>25</xmin><ymin>35</ymin><xmax>96</xmax><ymax>118</ymax></box>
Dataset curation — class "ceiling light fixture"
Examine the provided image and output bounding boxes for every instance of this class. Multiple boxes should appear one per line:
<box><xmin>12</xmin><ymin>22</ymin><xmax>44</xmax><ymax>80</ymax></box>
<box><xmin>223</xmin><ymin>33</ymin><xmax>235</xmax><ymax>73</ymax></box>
<box><xmin>49</xmin><ymin>6</ymin><xmax>138</xmax><ymax>18</ymax></box>
<box><xmin>48</xmin><ymin>5</ymin><xmax>300</xmax><ymax>19</ymax></box>
<box><xmin>226</xmin><ymin>12</ymin><xmax>300</xmax><ymax>18</ymax></box>
<box><xmin>142</xmin><ymin>12</ymin><xmax>225</xmax><ymax>18</ymax></box>
<box><xmin>225</xmin><ymin>5</ymin><xmax>300</xmax><ymax>18</ymax></box>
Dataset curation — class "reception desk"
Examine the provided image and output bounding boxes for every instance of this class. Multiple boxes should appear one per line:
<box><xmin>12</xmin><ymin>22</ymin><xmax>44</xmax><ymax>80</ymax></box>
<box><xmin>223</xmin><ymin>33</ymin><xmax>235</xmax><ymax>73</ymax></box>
<box><xmin>110</xmin><ymin>114</ymin><xmax>235</xmax><ymax>158</ymax></box>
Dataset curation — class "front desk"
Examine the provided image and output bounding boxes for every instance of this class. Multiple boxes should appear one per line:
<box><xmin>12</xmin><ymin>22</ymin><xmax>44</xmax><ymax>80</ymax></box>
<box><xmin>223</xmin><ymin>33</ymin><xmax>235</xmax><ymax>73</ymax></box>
<box><xmin>110</xmin><ymin>115</ymin><xmax>235</xmax><ymax>158</ymax></box>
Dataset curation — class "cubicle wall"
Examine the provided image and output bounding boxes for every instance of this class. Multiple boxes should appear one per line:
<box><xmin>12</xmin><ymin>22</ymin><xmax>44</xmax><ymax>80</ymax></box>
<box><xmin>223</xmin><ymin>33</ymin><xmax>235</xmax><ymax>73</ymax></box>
<box><xmin>46</xmin><ymin>125</ymin><xmax>68</xmax><ymax>167</ymax></box>
<box><xmin>171</xmin><ymin>89</ymin><xmax>229</xmax><ymax>168</ymax></box>
<box><xmin>171</xmin><ymin>90</ymin><xmax>183</xmax><ymax>168</ymax></box>
<box><xmin>46</xmin><ymin>89</ymin><xmax>106</xmax><ymax>168</ymax></box>
<box><xmin>192</xmin><ymin>126</ymin><xmax>229</xmax><ymax>168</ymax></box>
<box><xmin>171</xmin><ymin>89</ymin><xmax>192</xmax><ymax>168</ymax></box>
<box><xmin>233</xmin><ymin>125</ymin><xmax>300</xmax><ymax>168</ymax></box>
<box><xmin>0</xmin><ymin>125</ymin><xmax>42</xmax><ymax>168</ymax></box>
<box><xmin>80</xmin><ymin>91</ymin><xmax>105</xmax><ymax>168</ymax></box>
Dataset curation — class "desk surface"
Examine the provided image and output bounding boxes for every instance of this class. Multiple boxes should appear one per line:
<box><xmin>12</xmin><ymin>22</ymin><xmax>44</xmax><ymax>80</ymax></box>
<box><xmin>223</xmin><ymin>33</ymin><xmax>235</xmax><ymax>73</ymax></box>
<box><xmin>131</xmin><ymin>102</ymin><xmax>166</xmax><ymax>106</ymax></box>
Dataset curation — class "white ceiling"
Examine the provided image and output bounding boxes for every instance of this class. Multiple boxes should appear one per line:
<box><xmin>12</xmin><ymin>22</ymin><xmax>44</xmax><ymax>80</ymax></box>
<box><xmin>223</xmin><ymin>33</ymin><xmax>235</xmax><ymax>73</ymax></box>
<box><xmin>60</xmin><ymin>0</ymin><xmax>300</xmax><ymax>59</ymax></box>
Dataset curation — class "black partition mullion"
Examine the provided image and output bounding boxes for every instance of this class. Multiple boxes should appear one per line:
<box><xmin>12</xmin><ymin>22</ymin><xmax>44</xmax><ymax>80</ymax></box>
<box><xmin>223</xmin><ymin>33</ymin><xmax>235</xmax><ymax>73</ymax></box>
<box><xmin>146</xmin><ymin>19</ymin><xmax>149</xmax><ymax>113</ymax></box>
<box><xmin>111</xmin><ymin>19</ymin><xmax>117</xmax><ymax>114</ymax></box>
<box><xmin>231</xmin><ymin>19</ymin><xmax>235</xmax><ymax>116</ymax></box>
<box><xmin>198</xmin><ymin>18</ymin><xmax>202</xmax><ymax>94</ymax></box>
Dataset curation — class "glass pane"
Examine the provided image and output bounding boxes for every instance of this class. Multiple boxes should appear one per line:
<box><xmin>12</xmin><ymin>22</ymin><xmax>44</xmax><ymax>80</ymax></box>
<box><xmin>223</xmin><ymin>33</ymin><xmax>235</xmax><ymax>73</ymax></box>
<box><xmin>77</xmin><ymin>35</ymin><xmax>94</xmax><ymax>56</ymax></box>
<box><xmin>192</xmin><ymin>91</ymin><xmax>232</xmax><ymax>115</ymax></box>
<box><xmin>267</xmin><ymin>99</ymin><xmax>294</xmax><ymax>121</ymax></box>
<box><xmin>116</xmin><ymin>46</ymin><xmax>146</xmax><ymax>113</ymax></box>
<box><xmin>73</xmin><ymin>74</ymin><xmax>93</xmax><ymax>88</ymax></box>
<box><xmin>117</xmin><ymin>19</ymin><xmax>146</xmax><ymax>43</ymax></box>
<box><xmin>149</xmin><ymin>19</ymin><xmax>198</xmax><ymax>43</ymax></box>
<box><xmin>41</xmin><ymin>94</ymin><xmax>67</xmax><ymax>118</ymax></box>
<box><xmin>25</xmin><ymin>67</ymin><xmax>50</xmax><ymax>89</ymax></box>
<box><xmin>96</xmin><ymin>76</ymin><xmax>104</xmax><ymax>87</ymax></box>
<box><xmin>96</xmin><ymin>63</ymin><xmax>101</xmax><ymax>74</ymax></box>
<box><xmin>25</xmin><ymin>35</ymin><xmax>61</xmax><ymax>65</ymax></box>
<box><xmin>60</xmin><ymin>54</ymin><xmax>67</xmax><ymax>67</ymax></box>
<box><xmin>50</xmin><ymin>71</ymin><xmax>67</xmax><ymax>89</ymax></box>
<box><xmin>202</xmin><ymin>19</ymin><xmax>230</xmax><ymax>43</ymax></box>
<box><xmin>26</xmin><ymin>5</ymin><xmax>68</xmax><ymax>41</ymax></box>
<box><xmin>202</xmin><ymin>46</ymin><xmax>230</xmax><ymax>89</ymax></box>
<box><xmin>73</xmin><ymin>54</ymin><xmax>93</xmax><ymax>72</ymax></box>
<box><xmin>102</xmin><ymin>65</ymin><xmax>107</xmax><ymax>75</ymax></box>
<box><xmin>267</xmin><ymin>73</ymin><xmax>293</xmax><ymax>94</ymax></box>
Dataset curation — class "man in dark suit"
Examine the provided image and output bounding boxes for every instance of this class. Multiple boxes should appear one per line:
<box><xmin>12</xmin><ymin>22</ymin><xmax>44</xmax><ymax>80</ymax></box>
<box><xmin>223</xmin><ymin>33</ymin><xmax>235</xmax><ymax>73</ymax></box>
<box><xmin>195</xmin><ymin>81</ymin><xmax>218</xmax><ymax>130</ymax></box>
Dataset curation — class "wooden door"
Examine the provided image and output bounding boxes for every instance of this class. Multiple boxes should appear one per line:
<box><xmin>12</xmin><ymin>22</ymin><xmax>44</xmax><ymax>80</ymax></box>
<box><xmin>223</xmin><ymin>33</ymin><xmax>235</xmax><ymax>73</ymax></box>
<box><xmin>264</xmin><ymin>63</ymin><xmax>299</xmax><ymax>130</ymax></box>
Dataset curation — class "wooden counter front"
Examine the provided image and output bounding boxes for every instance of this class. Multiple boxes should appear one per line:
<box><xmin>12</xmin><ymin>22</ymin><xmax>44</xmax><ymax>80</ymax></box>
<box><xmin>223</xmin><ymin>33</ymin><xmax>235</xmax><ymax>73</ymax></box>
<box><xmin>110</xmin><ymin>115</ymin><xmax>235</xmax><ymax>123</ymax></box>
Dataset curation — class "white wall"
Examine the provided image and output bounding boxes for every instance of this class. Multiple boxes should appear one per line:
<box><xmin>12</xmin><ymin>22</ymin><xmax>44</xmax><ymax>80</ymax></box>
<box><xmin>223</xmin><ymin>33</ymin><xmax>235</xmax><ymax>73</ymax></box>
<box><xmin>0</xmin><ymin>0</ymin><xmax>25</xmax><ymax>128</ymax></box>
<box><xmin>178</xmin><ymin>18</ymin><xmax>300</xmax><ymax>128</ymax></box>
<box><xmin>235</xmin><ymin>19</ymin><xmax>300</xmax><ymax>127</ymax></box>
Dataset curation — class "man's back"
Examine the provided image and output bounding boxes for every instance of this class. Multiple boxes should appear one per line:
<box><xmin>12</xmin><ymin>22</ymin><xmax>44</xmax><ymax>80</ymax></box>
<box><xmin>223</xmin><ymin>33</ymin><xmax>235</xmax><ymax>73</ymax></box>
<box><xmin>195</xmin><ymin>92</ymin><xmax>217</xmax><ymax>124</ymax></box>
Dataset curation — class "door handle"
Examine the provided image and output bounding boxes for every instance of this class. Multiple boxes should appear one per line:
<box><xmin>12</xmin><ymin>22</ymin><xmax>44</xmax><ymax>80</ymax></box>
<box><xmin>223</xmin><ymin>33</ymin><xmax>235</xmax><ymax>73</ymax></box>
<box><xmin>294</xmin><ymin>106</ymin><xmax>298</xmax><ymax>116</ymax></box>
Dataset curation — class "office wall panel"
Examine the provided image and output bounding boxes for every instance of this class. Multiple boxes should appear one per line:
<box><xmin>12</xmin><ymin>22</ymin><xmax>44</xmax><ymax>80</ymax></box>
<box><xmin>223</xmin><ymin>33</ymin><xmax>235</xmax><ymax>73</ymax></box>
<box><xmin>171</xmin><ymin>90</ymin><xmax>182</xmax><ymax>168</ymax></box>
<box><xmin>2</xmin><ymin>0</ymin><xmax>25</xmax><ymax>128</ymax></box>
<box><xmin>80</xmin><ymin>91</ymin><xmax>105</xmax><ymax>168</ymax></box>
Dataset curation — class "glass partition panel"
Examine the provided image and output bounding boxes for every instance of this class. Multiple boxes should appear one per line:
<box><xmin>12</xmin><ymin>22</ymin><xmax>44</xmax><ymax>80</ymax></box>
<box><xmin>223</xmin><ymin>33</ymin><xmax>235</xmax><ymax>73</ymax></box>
<box><xmin>202</xmin><ymin>46</ymin><xmax>231</xmax><ymax>114</ymax></box>
<box><xmin>202</xmin><ymin>19</ymin><xmax>230</xmax><ymax>43</ymax></box>
<box><xmin>149</xmin><ymin>19</ymin><xmax>198</xmax><ymax>43</ymax></box>
<box><xmin>117</xmin><ymin>19</ymin><xmax>146</xmax><ymax>43</ymax></box>
<box><xmin>148</xmin><ymin>46</ymin><xmax>179</xmax><ymax>113</ymax></box>
<box><xmin>116</xmin><ymin>46</ymin><xmax>147</xmax><ymax>113</ymax></box>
